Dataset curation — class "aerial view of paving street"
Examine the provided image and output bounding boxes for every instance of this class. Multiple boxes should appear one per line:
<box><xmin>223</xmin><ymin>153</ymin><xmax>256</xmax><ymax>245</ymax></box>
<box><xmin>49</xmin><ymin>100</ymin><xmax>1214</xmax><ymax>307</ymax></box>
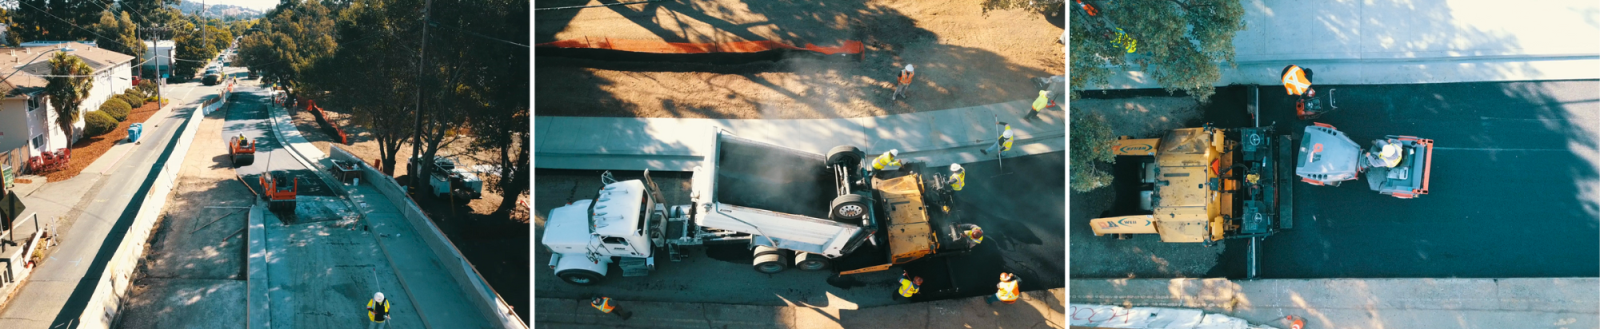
<box><xmin>1068</xmin><ymin>1</ymin><xmax>1600</xmax><ymax>328</ymax></box>
<box><xmin>534</xmin><ymin>0</ymin><xmax>1065</xmax><ymax>328</ymax></box>
<box><xmin>0</xmin><ymin>0</ymin><xmax>527</xmax><ymax>328</ymax></box>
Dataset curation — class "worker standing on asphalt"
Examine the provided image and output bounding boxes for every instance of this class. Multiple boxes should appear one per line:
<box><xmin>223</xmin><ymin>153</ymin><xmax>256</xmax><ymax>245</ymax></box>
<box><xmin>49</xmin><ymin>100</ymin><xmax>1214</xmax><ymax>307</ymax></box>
<box><xmin>981</xmin><ymin>123</ymin><xmax>1014</xmax><ymax>155</ymax></box>
<box><xmin>893</xmin><ymin>64</ymin><xmax>915</xmax><ymax>100</ymax></box>
<box><xmin>367</xmin><ymin>292</ymin><xmax>390</xmax><ymax>329</ymax></box>
<box><xmin>592</xmin><ymin>297</ymin><xmax>633</xmax><ymax>320</ymax></box>
<box><xmin>985</xmin><ymin>272</ymin><xmax>1020</xmax><ymax>305</ymax></box>
<box><xmin>1282</xmin><ymin>64</ymin><xmax>1314</xmax><ymax>97</ymax></box>
<box><xmin>1024</xmin><ymin>90</ymin><xmax>1052</xmax><ymax>122</ymax></box>
<box><xmin>895</xmin><ymin>270</ymin><xmax>923</xmax><ymax>300</ymax></box>
<box><xmin>945</xmin><ymin>164</ymin><xmax>966</xmax><ymax>191</ymax></box>
<box><xmin>872</xmin><ymin>149</ymin><xmax>902</xmax><ymax>171</ymax></box>
<box><xmin>956</xmin><ymin>223</ymin><xmax>983</xmax><ymax>248</ymax></box>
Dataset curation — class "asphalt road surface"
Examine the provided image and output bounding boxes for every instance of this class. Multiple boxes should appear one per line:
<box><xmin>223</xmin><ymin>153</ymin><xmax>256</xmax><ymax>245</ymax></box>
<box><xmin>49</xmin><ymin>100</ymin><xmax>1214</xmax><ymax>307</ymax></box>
<box><xmin>534</xmin><ymin>152</ymin><xmax>1064</xmax><ymax>306</ymax></box>
<box><xmin>221</xmin><ymin>82</ymin><xmax>335</xmax><ymax>218</ymax></box>
<box><xmin>1074</xmin><ymin>80</ymin><xmax>1599</xmax><ymax>279</ymax></box>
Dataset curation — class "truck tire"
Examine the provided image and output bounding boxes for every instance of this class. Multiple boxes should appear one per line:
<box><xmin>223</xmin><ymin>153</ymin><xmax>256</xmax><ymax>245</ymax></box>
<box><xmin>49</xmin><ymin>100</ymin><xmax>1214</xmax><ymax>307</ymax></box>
<box><xmin>753</xmin><ymin>246</ymin><xmax>788</xmax><ymax>274</ymax></box>
<box><xmin>826</xmin><ymin>145</ymin><xmax>864</xmax><ymax>167</ymax></box>
<box><xmin>556</xmin><ymin>269</ymin><xmax>604</xmax><ymax>286</ymax></box>
<box><xmin>830</xmin><ymin>194</ymin><xmax>869</xmax><ymax>221</ymax></box>
<box><xmin>794</xmin><ymin>252</ymin><xmax>829</xmax><ymax>271</ymax></box>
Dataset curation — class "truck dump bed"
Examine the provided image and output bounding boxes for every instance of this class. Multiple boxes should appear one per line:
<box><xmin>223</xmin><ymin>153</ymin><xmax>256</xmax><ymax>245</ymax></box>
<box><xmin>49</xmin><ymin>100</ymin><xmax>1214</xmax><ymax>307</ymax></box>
<box><xmin>713</xmin><ymin>134</ymin><xmax>833</xmax><ymax>219</ymax></box>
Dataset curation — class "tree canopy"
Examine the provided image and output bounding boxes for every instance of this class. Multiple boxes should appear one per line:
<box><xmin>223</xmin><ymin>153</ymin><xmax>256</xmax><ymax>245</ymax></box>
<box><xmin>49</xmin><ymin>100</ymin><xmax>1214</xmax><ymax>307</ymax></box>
<box><xmin>1070</xmin><ymin>0</ymin><xmax>1245</xmax><ymax>102</ymax></box>
<box><xmin>47</xmin><ymin>50</ymin><xmax>94</xmax><ymax>144</ymax></box>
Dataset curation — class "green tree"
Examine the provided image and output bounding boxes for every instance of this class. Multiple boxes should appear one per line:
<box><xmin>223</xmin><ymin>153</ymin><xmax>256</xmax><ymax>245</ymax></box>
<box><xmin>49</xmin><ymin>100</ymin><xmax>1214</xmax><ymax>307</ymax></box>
<box><xmin>1069</xmin><ymin>112</ymin><xmax>1116</xmax><ymax>192</ymax></box>
<box><xmin>309</xmin><ymin>0</ymin><xmax>419</xmax><ymax>178</ymax></box>
<box><xmin>450</xmin><ymin>0</ymin><xmax>529</xmax><ymax>213</ymax></box>
<box><xmin>47</xmin><ymin>51</ymin><xmax>94</xmax><ymax>144</ymax></box>
<box><xmin>237</xmin><ymin>1</ymin><xmax>336</xmax><ymax>88</ymax></box>
<box><xmin>92</xmin><ymin>11</ymin><xmax>146</xmax><ymax>63</ymax></box>
<box><xmin>121</xmin><ymin>0</ymin><xmax>183</xmax><ymax>26</ymax></box>
<box><xmin>172</xmin><ymin>29</ymin><xmax>216</xmax><ymax>79</ymax></box>
<box><xmin>1070</xmin><ymin>0</ymin><xmax>1245</xmax><ymax>102</ymax></box>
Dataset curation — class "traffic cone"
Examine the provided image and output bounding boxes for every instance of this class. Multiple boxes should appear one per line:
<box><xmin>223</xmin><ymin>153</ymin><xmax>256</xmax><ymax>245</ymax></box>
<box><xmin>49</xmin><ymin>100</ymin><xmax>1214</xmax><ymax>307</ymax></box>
<box><xmin>1286</xmin><ymin>315</ymin><xmax>1304</xmax><ymax>329</ymax></box>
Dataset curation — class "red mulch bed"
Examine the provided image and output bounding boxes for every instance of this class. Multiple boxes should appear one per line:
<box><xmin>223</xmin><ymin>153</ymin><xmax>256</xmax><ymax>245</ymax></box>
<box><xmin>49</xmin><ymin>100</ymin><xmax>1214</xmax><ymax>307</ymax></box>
<box><xmin>44</xmin><ymin>101</ymin><xmax>167</xmax><ymax>182</ymax></box>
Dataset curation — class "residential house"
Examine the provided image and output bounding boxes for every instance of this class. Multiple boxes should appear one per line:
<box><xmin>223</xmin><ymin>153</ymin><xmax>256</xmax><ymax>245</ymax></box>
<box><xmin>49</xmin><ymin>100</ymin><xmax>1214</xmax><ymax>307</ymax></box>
<box><xmin>142</xmin><ymin>40</ymin><xmax>175</xmax><ymax>77</ymax></box>
<box><xmin>0</xmin><ymin>42</ymin><xmax>135</xmax><ymax>175</ymax></box>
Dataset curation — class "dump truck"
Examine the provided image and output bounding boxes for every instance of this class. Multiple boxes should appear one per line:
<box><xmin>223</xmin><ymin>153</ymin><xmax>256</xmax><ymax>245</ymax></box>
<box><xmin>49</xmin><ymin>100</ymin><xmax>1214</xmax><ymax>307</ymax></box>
<box><xmin>260</xmin><ymin>173</ymin><xmax>297</xmax><ymax>213</ymax></box>
<box><xmin>229</xmin><ymin>135</ymin><xmax>256</xmax><ymax>166</ymax></box>
<box><xmin>542</xmin><ymin>127</ymin><xmax>974</xmax><ymax>286</ymax></box>
<box><xmin>408</xmin><ymin>156</ymin><xmax>483</xmax><ymax>199</ymax></box>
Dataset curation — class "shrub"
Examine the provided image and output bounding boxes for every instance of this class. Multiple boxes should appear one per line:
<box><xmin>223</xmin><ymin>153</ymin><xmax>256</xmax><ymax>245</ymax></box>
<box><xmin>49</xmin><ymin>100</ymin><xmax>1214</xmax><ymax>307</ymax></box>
<box><xmin>84</xmin><ymin>111</ymin><xmax>118</xmax><ymax>137</ymax></box>
<box><xmin>120</xmin><ymin>93</ymin><xmax>145</xmax><ymax>108</ymax></box>
<box><xmin>100</xmin><ymin>98</ymin><xmax>132</xmax><ymax>122</ymax></box>
<box><xmin>137</xmin><ymin>79</ymin><xmax>158</xmax><ymax>96</ymax></box>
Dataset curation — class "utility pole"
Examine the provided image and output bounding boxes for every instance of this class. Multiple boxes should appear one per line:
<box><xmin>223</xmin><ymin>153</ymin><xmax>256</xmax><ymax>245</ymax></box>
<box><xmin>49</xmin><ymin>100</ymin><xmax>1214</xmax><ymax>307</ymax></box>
<box><xmin>408</xmin><ymin>0</ymin><xmax>433</xmax><ymax>195</ymax></box>
<box><xmin>142</xmin><ymin>26</ymin><xmax>173</xmax><ymax>106</ymax></box>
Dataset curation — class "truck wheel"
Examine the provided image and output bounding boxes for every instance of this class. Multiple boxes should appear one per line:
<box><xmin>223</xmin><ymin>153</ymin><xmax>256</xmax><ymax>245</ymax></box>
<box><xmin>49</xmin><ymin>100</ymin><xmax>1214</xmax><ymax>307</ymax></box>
<box><xmin>556</xmin><ymin>269</ymin><xmax>603</xmax><ymax>286</ymax></box>
<box><xmin>794</xmin><ymin>252</ymin><xmax>829</xmax><ymax>271</ymax></box>
<box><xmin>825</xmin><ymin>145</ymin><xmax>864</xmax><ymax>167</ymax></box>
<box><xmin>753</xmin><ymin>246</ymin><xmax>787</xmax><ymax>274</ymax></box>
<box><xmin>830</xmin><ymin>194</ymin><xmax>869</xmax><ymax>221</ymax></box>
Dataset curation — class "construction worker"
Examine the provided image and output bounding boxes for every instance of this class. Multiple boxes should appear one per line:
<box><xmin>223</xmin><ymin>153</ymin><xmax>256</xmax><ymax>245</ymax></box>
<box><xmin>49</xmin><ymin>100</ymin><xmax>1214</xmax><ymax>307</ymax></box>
<box><xmin>893</xmin><ymin>64</ymin><xmax>915</xmax><ymax>100</ymax></box>
<box><xmin>1024</xmin><ymin>90</ymin><xmax>1052</xmax><ymax>122</ymax></box>
<box><xmin>956</xmin><ymin>223</ymin><xmax>983</xmax><ymax>248</ymax></box>
<box><xmin>872</xmin><ymin>149</ymin><xmax>902</xmax><ymax>171</ymax></box>
<box><xmin>367</xmin><ymin>292</ymin><xmax>390</xmax><ymax>329</ymax></box>
<box><xmin>894</xmin><ymin>270</ymin><xmax>923</xmax><ymax>300</ymax></box>
<box><xmin>1367</xmin><ymin>141</ymin><xmax>1403</xmax><ymax>168</ymax></box>
<box><xmin>1281</xmin><ymin>64</ymin><xmax>1314</xmax><ymax>97</ymax></box>
<box><xmin>945</xmin><ymin>163</ymin><xmax>966</xmax><ymax>191</ymax></box>
<box><xmin>592</xmin><ymin>297</ymin><xmax>633</xmax><ymax>320</ymax></box>
<box><xmin>981</xmin><ymin>123</ymin><xmax>1014</xmax><ymax>155</ymax></box>
<box><xmin>985</xmin><ymin>272</ymin><xmax>1021</xmax><ymax>305</ymax></box>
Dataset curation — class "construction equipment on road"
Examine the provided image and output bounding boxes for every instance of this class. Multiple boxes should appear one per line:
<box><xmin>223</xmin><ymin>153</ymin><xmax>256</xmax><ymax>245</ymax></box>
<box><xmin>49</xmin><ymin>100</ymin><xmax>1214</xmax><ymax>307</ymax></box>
<box><xmin>408</xmin><ymin>156</ymin><xmax>483</xmax><ymax>199</ymax></box>
<box><xmin>260</xmin><ymin>173</ymin><xmax>297</xmax><ymax>213</ymax></box>
<box><xmin>1088</xmin><ymin>125</ymin><xmax>1295</xmax><ymax>245</ymax></box>
<box><xmin>229</xmin><ymin>135</ymin><xmax>256</xmax><ymax>166</ymax></box>
<box><xmin>542</xmin><ymin>127</ymin><xmax>975</xmax><ymax>287</ymax></box>
<box><xmin>1295</xmin><ymin>122</ymin><xmax>1434</xmax><ymax>199</ymax></box>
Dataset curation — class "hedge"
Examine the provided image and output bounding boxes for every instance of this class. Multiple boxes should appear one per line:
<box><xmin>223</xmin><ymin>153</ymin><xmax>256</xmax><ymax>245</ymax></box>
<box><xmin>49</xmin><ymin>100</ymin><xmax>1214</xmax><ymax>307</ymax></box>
<box><xmin>84</xmin><ymin>111</ymin><xmax>118</xmax><ymax>137</ymax></box>
<box><xmin>119</xmin><ymin>93</ymin><xmax>145</xmax><ymax>108</ymax></box>
<box><xmin>100</xmin><ymin>98</ymin><xmax>132</xmax><ymax>122</ymax></box>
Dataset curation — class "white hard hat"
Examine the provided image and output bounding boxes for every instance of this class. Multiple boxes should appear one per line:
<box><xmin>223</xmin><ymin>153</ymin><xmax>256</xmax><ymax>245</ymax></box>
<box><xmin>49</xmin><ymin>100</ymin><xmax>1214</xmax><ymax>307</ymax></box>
<box><xmin>889</xmin><ymin>149</ymin><xmax>900</xmax><ymax>157</ymax></box>
<box><xmin>1002</xmin><ymin>129</ymin><xmax>1014</xmax><ymax>138</ymax></box>
<box><xmin>950</xmin><ymin>163</ymin><xmax>963</xmax><ymax>172</ymax></box>
<box><xmin>1381</xmin><ymin>144</ymin><xmax>1400</xmax><ymax>157</ymax></box>
<box><xmin>904</xmin><ymin>64</ymin><xmax>914</xmax><ymax>72</ymax></box>
<box><xmin>374</xmin><ymin>292</ymin><xmax>384</xmax><ymax>302</ymax></box>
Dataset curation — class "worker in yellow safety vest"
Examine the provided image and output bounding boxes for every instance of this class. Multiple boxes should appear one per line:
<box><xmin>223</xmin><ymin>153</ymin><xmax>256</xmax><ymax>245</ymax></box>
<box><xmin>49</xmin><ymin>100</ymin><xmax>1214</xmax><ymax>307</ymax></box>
<box><xmin>982</xmin><ymin>124</ymin><xmax>1014</xmax><ymax>155</ymax></box>
<box><xmin>1367</xmin><ymin>141</ymin><xmax>1403</xmax><ymax>168</ymax></box>
<box><xmin>985</xmin><ymin>272</ymin><xmax>1021</xmax><ymax>305</ymax></box>
<box><xmin>894</xmin><ymin>271</ymin><xmax>923</xmax><ymax>300</ymax></box>
<box><xmin>1024</xmin><ymin>90</ymin><xmax>1053</xmax><ymax>122</ymax></box>
<box><xmin>1281</xmin><ymin>64</ymin><xmax>1314</xmax><ymax>97</ymax></box>
<box><xmin>367</xmin><ymin>292</ymin><xmax>390</xmax><ymax>329</ymax></box>
<box><xmin>592</xmin><ymin>297</ymin><xmax>633</xmax><ymax>320</ymax></box>
<box><xmin>956</xmin><ymin>223</ymin><xmax>983</xmax><ymax>248</ymax></box>
<box><xmin>945</xmin><ymin>164</ymin><xmax>966</xmax><ymax>191</ymax></box>
<box><xmin>872</xmin><ymin>149</ymin><xmax>902</xmax><ymax>171</ymax></box>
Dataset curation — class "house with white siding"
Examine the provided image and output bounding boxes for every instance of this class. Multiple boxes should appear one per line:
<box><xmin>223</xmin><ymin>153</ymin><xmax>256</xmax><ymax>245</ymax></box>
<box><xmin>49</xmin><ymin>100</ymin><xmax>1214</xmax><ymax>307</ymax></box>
<box><xmin>0</xmin><ymin>42</ymin><xmax>135</xmax><ymax>175</ymax></box>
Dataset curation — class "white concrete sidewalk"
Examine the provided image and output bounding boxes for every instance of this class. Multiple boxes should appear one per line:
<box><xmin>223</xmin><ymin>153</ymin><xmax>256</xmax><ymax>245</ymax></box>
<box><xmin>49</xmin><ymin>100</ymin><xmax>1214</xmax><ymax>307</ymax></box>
<box><xmin>1100</xmin><ymin>0</ymin><xmax>1600</xmax><ymax>88</ymax></box>
<box><xmin>1070</xmin><ymin>278</ymin><xmax>1599</xmax><ymax>329</ymax></box>
<box><xmin>535</xmin><ymin>99</ymin><xmax>1065</xmax><ymax>171</ymax></box>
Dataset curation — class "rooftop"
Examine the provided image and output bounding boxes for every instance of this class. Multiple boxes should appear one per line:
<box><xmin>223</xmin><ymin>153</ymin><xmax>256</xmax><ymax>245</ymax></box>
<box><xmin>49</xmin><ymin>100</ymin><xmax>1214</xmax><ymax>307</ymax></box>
<box><xmin>0</xmin><ymin>42</ymin><xmax>135</xmax><ymax>96</ymax></box>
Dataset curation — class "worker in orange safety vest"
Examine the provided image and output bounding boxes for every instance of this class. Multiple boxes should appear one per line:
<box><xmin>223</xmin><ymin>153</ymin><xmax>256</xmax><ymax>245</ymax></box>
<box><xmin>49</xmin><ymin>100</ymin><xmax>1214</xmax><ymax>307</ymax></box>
<box><xmin>893</xmin><ymin>64</ymin><xmax>915</xmax><ymax>100</ymax></box>
<box><xmin>592</xmin><ymin>297</ymin><xmax>633</xmax><ymax>320</ymax></box>
<box><xmin>1282</xmin><ymin>64</ymin><xmax>1314</xmax><ymax>97</ymax></box>
<box><xmin>985</xmin><ymin>272</ymin><xmax>1021</xmax><ymax>305</ymax></box>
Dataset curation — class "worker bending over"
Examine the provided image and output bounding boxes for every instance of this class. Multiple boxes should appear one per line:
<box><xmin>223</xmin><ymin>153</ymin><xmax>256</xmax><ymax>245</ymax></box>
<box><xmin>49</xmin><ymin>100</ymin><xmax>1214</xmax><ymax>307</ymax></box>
<box><xmin>986</xmin><ymin>272</ymin><xmax>1021</xmax><ymax>305</ymax></box>
<box><xmin>956</xmin><ymin>223</ymin><xmax>983</xmax><ymax>248</ymax></box>
<box><xmin>945</xmin><ymin>164</ymin><xmax>966</xmax><ymax>191</ymax></box>
<box><xmin>592</xmin><ymin>297</ymin><xmax>633</xmax><ymax>320</ymax></box>
<box><xmin>872</xmin><ymin>149</ymin><xmax>903</xmax><ymax>171</ymax></box>
<box><xmin>1025</xmin><ymin>90</ymin><xmax>1053</xmax><ymax>122</ymax></box>
<box><xmin>982</xmin><ymin>123</ymin><xmax>1014</xmax><ymax>155</ymax></box>
<box><xmin>1282</xmin><ymin>64</ymin><xmax>1314</xmax><ymax>97</ymax></box>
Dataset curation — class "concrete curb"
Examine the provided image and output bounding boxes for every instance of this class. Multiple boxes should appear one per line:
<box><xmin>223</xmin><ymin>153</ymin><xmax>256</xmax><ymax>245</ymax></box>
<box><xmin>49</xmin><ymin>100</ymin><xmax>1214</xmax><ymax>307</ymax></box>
<box><xmin>535</xmin><ymin>99</ymin><xmax>1065</xmax><ymax>172</ymax></box>
<box><xmin>1070</xmin><ymin>278</ymin><xmax>1600</xmax><ymax>328</ymax></box>
<box><xmin>535</xmin><ymin>288</ymin><xmax>1066</xmax><ymax>329</ymax></box>
<box><xmin>245</xmin><ymin>204</ymin><xmax>269</xmax><ymax>329</ymax></box>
